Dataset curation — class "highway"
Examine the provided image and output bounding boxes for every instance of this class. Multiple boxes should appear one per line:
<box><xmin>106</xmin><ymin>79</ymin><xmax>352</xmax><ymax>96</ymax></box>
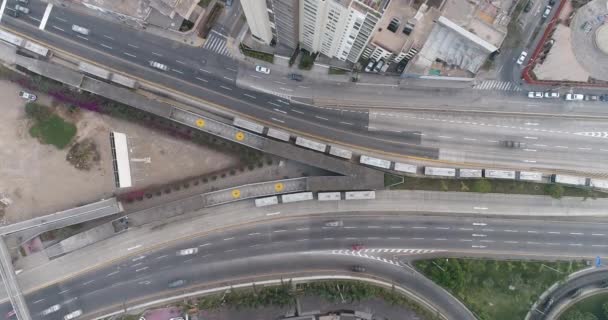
<box><xmin>4</xmin><ymin>214</ymin><xmax>608</xmax><ymax>319</ymax></box>
<box><xmin>4</xmin><ymin>0</ymin><xmax>608</xmax><ymax>174</ymax></box>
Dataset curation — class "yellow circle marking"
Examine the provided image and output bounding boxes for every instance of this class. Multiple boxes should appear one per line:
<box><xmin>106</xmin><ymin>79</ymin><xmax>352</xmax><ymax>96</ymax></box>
<box><xmin>196</xmin><ymin>118</ymin><xmax>205</xmax><ymax>127</ymax></box>
<box><xmin>231</xmin><ymin>189</ymin><xmax>241</xmax><ymax>198</ymax></box>
<box><xmin>274</xmin><ymin>183</ymin><xmax>284</xmax><ymax>192</ymax></box>
<box><xmin>235</xmin><ymin>131</ymin><xmax>245</xmax><ymax>141</ymax></box>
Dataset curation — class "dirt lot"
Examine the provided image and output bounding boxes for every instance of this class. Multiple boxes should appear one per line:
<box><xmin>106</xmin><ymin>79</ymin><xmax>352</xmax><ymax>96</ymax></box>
<box><xmin>0</xmin><ymin>80</ymin><xmax>239</xmax><ymax>222</ymax></box>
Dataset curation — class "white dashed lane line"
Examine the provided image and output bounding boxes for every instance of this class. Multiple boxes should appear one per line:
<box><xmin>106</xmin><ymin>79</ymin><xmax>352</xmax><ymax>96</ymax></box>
<box><xmin>76</xmin><ymin>35</ymin><xmax>88</xmax><ymax>41</ymax></box>
<box><xmin>52</xmin><ymin>25</ymin><xmax>64</xmax><ymax>32</ymax></box>
<box><xmin>103</xmin><ymin>35</ymin><xmax>114</xmax><ymax>40</ymax></box>
<box><xmin>123</xmin><ymin>52</ymin><xmax>136</xmax><ymax>58</ymax></box>
<box><xmin>55</xmin><ymin>17</ymin><xmax>67</xmax><ymax>22</ymax></box>
<box><xmin>100</xmin><ymin>43</ymin><xmax>113</xmax><ymax>49</ymax></box>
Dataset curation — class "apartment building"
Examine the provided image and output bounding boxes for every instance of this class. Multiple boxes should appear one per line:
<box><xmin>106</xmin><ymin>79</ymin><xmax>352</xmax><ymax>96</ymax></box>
<box><xmin>242</xmin><ymin>0</ymin><xmax>384</xmax><ymax>63</ymax></box>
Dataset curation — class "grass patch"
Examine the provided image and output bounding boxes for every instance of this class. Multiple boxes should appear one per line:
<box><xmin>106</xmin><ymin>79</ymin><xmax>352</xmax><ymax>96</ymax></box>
<box><xmin>390</xmin><ymin>176</ymin><xmax>608</xmax><ymax>198</ymax></box>
<box><xmin>25</xmin><ymin>103</ymin><xmax>76</xmax><ymax>149</ymax></box>
<box><xmin>329</xmin><ymin>67</ymin><xmax>348</xmax><ymax>75</ymax></box>
<box><xmin>384</xmin><ymin>173</ymin><xmax>404</xmax><ymax>187</ymax></box>
<box><xmin>239</xmin><ymin>43</ymin><xmax>274</xmax><ymax>63</ymax></box>
<box><xmin>560</xmin><ymin>292</ymin><xmax>608</xmax><ymax>320</ymax></box>
<box><xmin>415</xmin><ymin>258</ymin><xmax>588</xmax><ymax>320</ymax></box>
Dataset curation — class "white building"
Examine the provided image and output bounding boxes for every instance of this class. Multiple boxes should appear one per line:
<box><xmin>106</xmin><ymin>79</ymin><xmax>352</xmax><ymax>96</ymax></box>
<box><xmin>241</xmin><ymin>0</ymin><xmax>275</xmax><ymax>44</ymax></box>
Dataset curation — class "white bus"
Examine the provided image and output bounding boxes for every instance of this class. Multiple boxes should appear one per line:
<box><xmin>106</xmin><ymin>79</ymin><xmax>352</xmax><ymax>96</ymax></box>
<box><xmin>295</xmin><ymin>137</ymin><xmax>327</xmax><ymax>153</ymax></box>
<box><xmin>484</xmin><ymin>169</ymin><xmax>516</xmax><ymax>180</ymax></box>
<box><xmin>424</xmin><ymin>167</ymin><xmax>456</xmax><ymax>177</ymax></box>
<box><xmin>518</xmin><ymin>171</ymin><xmax>543</xmax><ymax>182</ymax></box>
<box><xmin>233</xmin><ymin>117</ymin><xmax>265</xmax><ymax>134</ymax></box>
<box><xmin>266</xmin><ymin>128</ymin><xmax>290</xmax><ymax>141</ymax></box>
<box><xmin>359</xmin><ymin>155</ymin><xmax>391</xmax><ymax>169</ymax></box>
<box><xmin>254</xmin><ymin>196</ymin><xmax>278</xmax><ymax>207</ymax></box>
<box><xmin>458</xmin><ymin>169</ymin><xmax>482</xmax><ymax>178</ymax></box>
<box><xmin>345</xmin><ymin>191</ymin><xmax>376</xmax><ymax>200</ymax></box>
<box><xmin>552</xmin><ymin>174</ymin><xmax>587</xmax><ymax>186</ymax></box>
<box><xmin>394</xmin><ymin>162</ymin><xmax>417</xmax><ymax>174</ymax></box>
<box><xmin>329</xmin><ymin>146</ymin><xmax>353</xmax><ymax>160</ymax></box>
<box><xmin>281</xmin><ymin>192</ymin><xmax>314</xmax><ymax>203</ymax></box>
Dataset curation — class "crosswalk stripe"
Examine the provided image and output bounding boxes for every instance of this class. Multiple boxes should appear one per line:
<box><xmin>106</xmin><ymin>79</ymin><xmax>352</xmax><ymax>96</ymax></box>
<box><xmin>475</xmin><ymin>80</ymin><xmax>521</xmax><ymax>91</ymax></box>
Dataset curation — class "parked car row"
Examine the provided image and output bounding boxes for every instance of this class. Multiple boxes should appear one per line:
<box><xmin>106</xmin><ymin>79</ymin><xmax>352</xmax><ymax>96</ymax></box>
<box><xmin>527</xmin><ymin>91</ymin><xmax>606</xmax><ymax>101</ymax></box>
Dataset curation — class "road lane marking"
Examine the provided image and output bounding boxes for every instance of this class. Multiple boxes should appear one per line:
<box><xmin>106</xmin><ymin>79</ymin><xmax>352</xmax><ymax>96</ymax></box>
<box><xmin>224</xmin><ymin>249</ymin><xmax>236</xmax><ymax>253</ymax></box>
<box><xmin>82</xmin><ymin>280</ymin><xmax>95</xmax><ymax>286</ymax></box>
<box><xmin>175</xmin><ymin>60</ymin><xmax>187</xmax><ymax>65</ymax></box>
<box><xmin>436</xmin><ymin>227</ymin><xmax>450</xmax><ymax>230</ymax></box>
<box><xmin>28</xmin><ymin>16</ymin><xmax>41</xmax><ymax>22</ymax></box>
<box><xmin>345</xmin><ymin>237</ymin><xmax>358</xmax><ymax>240</ymax></box>
<box><xmin>344</xmin><ymin>226</ymin><xmax>357</xmax><ymax>229</ymax></box>
<box><xmin>412</xmin><ymin>226</ymin><xmax>427</xmax><ymax>229</ymax></box>
<box><xmin>195</xmin><ymin>77</ymin><xmax>208</xmax><ymax>82</ymax></box>
<box><xmin>223</xmin><ymin>237</ymin><xmax>235</xmax><ymax>241</ymax></box>
<box><xmin>55</xmin><ymin>17</ymin><xmax>67</xmax><ymax>22</ymax></box>
<box><xmin>296</xmin><ymin>239</ymin><xmax>309</xmax><ymax>241</ymax></box>
<box><xmin>100</xmin><ymin>43</ymin><xmax>113</xmax><ymax>49</ymax></box>
<box><xmin>249</xmin><ymin>244</ymin><xmax>261</xmax><ymax>248</ymax></box>
<box><xmin>524</xmin><ymin>136</ymin><xmax>538</xmax><ymax>140</ymax></box>
<box><xmin>273</xmin><ymin>108</ymin><xmax>287</xmax><ymax>114</ymax></box>
<box><xmin>439</xmin><ymin>136</ymin><xmax>453</xmax><ymax>139</ymax></box>
<box><xmin>547</xmin><ymin>231</ymin><xmax>560</xmax><ymax>234</ymax></box>
<box><xmin>200</xmin><ymin>68</ymin><xmax>212</xmax><ymax>74</ymax></box>
<box><xmin>172</xmin><ymin>69</ymin><xmax>184</xmax><ymax>74</ymax></box>
<box><xmin>412</xmin><ymin>238</ymin><xmax>424</xmax><ymax>240</ymax></box>
<box><xmin>131</xmin><ymin>262</ymin><xmax>142</xmax><ymax>268</ymax></box>
<box><xmin>481</xmin><ymin>229</ymin><xmax>494</xmax><ymax>232</ymax></box>
<box><xmin>127</xmin><ymin>245</ymin><xmax>141</xmax><ymax>251</ymax></box>
<box><xmin>545</xmin><ymin>243</ymin><xmax>560</xmax><ymax>245</ymax></box>
<box><xmin>277</xmin><ymin>99</ymin><xmax>290</xmax><ymax>105</ymax></box>
<box><xmin>52</xmin><ymin>25</ymin><xmax>65</xmax><ymax>32</ymax></box>
<box><xmin>291</xmin><ymin>109</ymin><xmax>304</xmax><ymax>114</ymax></box>
<box><xmin>155</xmin><ymin>255</ymin><xmax>168</xmax><ymax>260</ymax></box>
<box><xmin>569</xmin><ymin>243</ymin><xmax>583</xmax><ymax>246</ymax></box>
<box><xmin>76</xmin><ymin>35</ymin><xmax>89</xmax><ymax>41</ymax></box>
<box><xmin>273</xmin><ymin>229</ymin><xmax>287</xmax><ymax>233</ymax></box>
<box><xmin>138</xmin><ymin>281</ymin><xmax>151</xmax><ymax>285</ymax></box>
<box><xmin>472</xmin><ymin>223</ymin><xmax>487</xmax><ymax>226</ymax></box>
<box><xmin>127</xmin><ymin>43</ymin><xmax>139</xmax><ymax>48</ymax></box>
<box><xmin>525</xmin><ymin>122</ymin><xmax>539</xmax><ymax>126</ymax></box>
<box><xmin>296</xmin><ymin>228</ymin><xmax>310</xmax><ymax>231</ymax></box>
<box><xmin>367</xmin><ymin>237</ymin><xmax>380</xmax><ymax>239</ymax></box>
<box><xmin>271</xmin><ymin>118</ymin><xmax>285</xmax><ymax>123</ymax></box>
<box><xmin>323</xmin><ymin>238</ymin><xmax>334</xmax><ymax>240</ymax></box>
<box><xmin>472</xmin><ymin>234</ymin><xmax>487</xmax><ymax>237</ymax></box>
<box><xmin>340</xmin><ymin>121</ymin><xmax>353</xmax><ymax>125</ymax></box>
<box><xmin>298</xmin><ymin>85</ymin><xmax>309</xmax><ymax>88</ymax></box>
<box><xmin>248</xmin><ymin>232</ymin><xmax>261</xmax><ymax>236</ymax></box>
<box><xmin>593</xmin><ymin>233</ymin><xmax>606</xmax><ymax>236</ymax></box>
<box><xmin>390</xmin><ymin>226</ymin><xmax>404</xmax><ymax>229</ymax></box>
<box><xmin>39</xmin><ymin>3</ymin><xmax>53</xmax><ymax>30</ymax></box>
<box><xmin>269</xmin><ymin>102</ymin><xmax>280</xmax><ymax>107</ymax></box>
<box><xmin>251</xmin><ymin>75</ymin><xmax>261</xmax><ymax>79</ymax></box>
<box><xmin>504</xmin><ymin>230</ymin><xmax>518</xmax><ymax>232</ymax></box>
<box><xmin>473</xmin><ymin>207</ymin><xmax>488</xmax><ymax>210</ymax></box>
<box><xmin>266</xmin><ymin>211</ymin><xmax>281</xmax><ymax>216</ymax></box>
<box><xmin>33</xmin><ymin>299</ymin><xmax>45</xmax><ymax>304</ymax></box>
<box><xmin>132</xmin><ymin>255</ymin><xmax>146</xmax><ymax>261</ymax></box>
<box><xmin>367</xmin><ymin>226</ymin><xmax>380</xmax><ymax>229</ymax></box>
<box><xmin>523</xmin><ymin>160</ymin><xmax>537</xmax><ymax>163</ymax></box>
<box><xmin>523</xmin><ymin>149</ymin><xmax>537</xmax><ymax>152</ymax></box>
<box><xmin>223</xmin><ymin>76</ymin><xmax>234</xmax><ymax>81</ymax></box>
<box><xmin>388</xmin><ymin>237</ymin><xmax>400</xmax><ymax>240</ymax></box>
<box><xmin>459</xmin><ymin>228</ymin><xmax>473</xmax><ymax>231</ymax></box>
<box><xmin>592</xmin><ymin>244</ymin><xmax>608</xmax><ymax>247</ymax></box>
<box><xmin>151</xmin><ymin>52</ymin><xmax>162</xmax><ymax>56</ymax></box>
<box><xmin>135</xmin><ymin>267</ymin><xmax>149</xmax><ymax>272</ymax></box>
<box><xmin>578</xmin><ymin>147</ymin><xmax>592</xmax><ymax>151</ymax></box>
<box><xmin>460</xmin><ymin>239</ymin><xmax>473</xmax><ymax>242</ymax></box>
<box><xmin>226</xmin><ymin>67</ymin><xmax>237</xmax><ymax>72</ymax></box>
<box><xmin>527</xmin><ymin>230</ymin><xmax>539</xmax><ymax>233</ymax></box>
<box><xmin>480</xmin><ymin>240</ymin><xmax>494</xmax><ymax>243</ymax></box>
<box><xmin>463</xmin><ymin>138</ymin><xmax>477</xmax><ymax>141</ymax></box>
<box><xmin>58</xmin><ymin>289</ymin><xmax>70</xmax><ymax>294</ymax></box>
<box><xmin>504</xmin><ymin>241</ymin><xmax>518</xmax><ymax>244</ymax></box>
<box><xmin>274</xmin><ymin>81</ymin><xmax>286</xmax><ymax>85</ymax></box>
<box><xmin>105</xmin><ymin>270</ymin><xmax>120</xmax><ymax>277</ymax></box>
<box><xmin>555</xmin><ymin>146</ymin><xmax>568</xmax><ymax>149</ymax></box>
<box><xmin>279</xmin><ymin>87</ymin><xmax>294</xmax><ymax>92</ymax></box>
<box><xmin>570</xmin><ymin>232</ymin><xmax>584</xmax><ymax>235</ymax></box>
<box><xmin>199</xmin><ymin>243</ymin><xmax>212</xmax><ymax>247</ymax></box>
<box><xmin>472</xmin><ymin>245</ymin><xmax>486</xmax><ymax>248</ymax></box>
<box><xmin>220</xmin><ymin>85</ymin><xmax>232</xmax><ymax>90</ymax></box>
<box><xmin>123</xmin><ymin>52</ymin><xmax>136</xmax><ymax>58</ymax></box>
<box><xmin>243</xmin><ymin>93</ymin><xmax>256</xmax><ymax>99</ymax></box>
<box><xmin>103</xmin><ymin>35</ymin><xmax>114</xmax><ymax>40</ymax></box>
<box><xmin>527</xmin><ymin>241</ymin><xmax>539</xmax><ymax>245</ymax></box>
<box><xmin>434</xmin><ymin>238</ymin><xmax>447</xmax><ymax>241</ymax></box>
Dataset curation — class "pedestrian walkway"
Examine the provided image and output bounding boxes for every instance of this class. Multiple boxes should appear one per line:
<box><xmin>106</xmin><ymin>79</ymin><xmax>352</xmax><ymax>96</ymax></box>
<box><xmin>203</xmin><ymin>31</ymin><xmax>233</xmax><ymax>58</ymax></box>
<box><xmin>474</xmin><ymin>80</ymin><xmax>522</xmax><ymax>91</ymax></box>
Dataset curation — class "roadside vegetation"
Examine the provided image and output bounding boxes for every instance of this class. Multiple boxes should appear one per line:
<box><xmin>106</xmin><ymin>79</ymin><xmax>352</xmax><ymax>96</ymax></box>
<box><xmin>388</xmin><ymin>174</ymin><xmax>608</xmax><ymax>199</ymax></box>
<box><xmin>176</xmin><ymin>280</ymin><xmax>440</xmax><ymax>319</ymax></box>
<box><xmin>415</xmin><ymin>258</ymin><xmax>588</xmax><ymax>320</ymax></box>
<box><xmin>25</xmin><ymin>103</ymin><xmax>76</xmax><ymax>149</ymax></box>
<box><xmin>559</xmin><ymin>292</ymin><xmax>608</xmax><ymax>320</ymax></box>
<box><xmin>239</xmin><ymin>43</ymin><xmax>274</xmax><ymax>63</ymax></box>
<box><xmin>328</xmin><ymin>67</ymin><xmax>348</xmax><ymax>75</ymax></box>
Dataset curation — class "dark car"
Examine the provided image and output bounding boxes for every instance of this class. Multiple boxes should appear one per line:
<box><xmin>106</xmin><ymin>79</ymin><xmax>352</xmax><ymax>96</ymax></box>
<box><xmin>501</xmin><ymin>140</ymin><xmax>525</xmax><ymax>148</ymax></box>
<box><xmin>351</xmin><ymin>265</ymin><xmax>366</xmax><ymax>272</ymax></box>
<box><xmin>168</xmin><ymin>279</ymin><xmax>187</xmax><ymax>288</ymax></box>
<box><xmin>288</xmin><ymin>73</ymin><xmax>303</xmax><ymax>81</ymax></box>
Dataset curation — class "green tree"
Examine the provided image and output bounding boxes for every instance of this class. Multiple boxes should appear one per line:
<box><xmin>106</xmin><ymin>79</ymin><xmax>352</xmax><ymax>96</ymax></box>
<box><xmin>602</xmin><ymin>302</ymin><xmax>608</xmax><ymax>318</ymax></box>
<box><xmin>545</xmin><ymin>184</ymin><xmax>565</xmax><ymax>199</ymax></box>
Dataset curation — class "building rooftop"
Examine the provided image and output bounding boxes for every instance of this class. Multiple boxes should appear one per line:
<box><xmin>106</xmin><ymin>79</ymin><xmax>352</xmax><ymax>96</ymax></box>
<box><xmin>370</xmin><ymin>0</ymin><xmax>417</xmax><ymax>52</ymax></box>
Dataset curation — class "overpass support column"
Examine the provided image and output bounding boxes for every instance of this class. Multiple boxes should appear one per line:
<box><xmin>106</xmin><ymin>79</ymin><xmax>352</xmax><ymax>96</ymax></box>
<box><xmin>0</xmin><ymin>236</ymin><xmax>31</xmax><ymax>320</ymax></box>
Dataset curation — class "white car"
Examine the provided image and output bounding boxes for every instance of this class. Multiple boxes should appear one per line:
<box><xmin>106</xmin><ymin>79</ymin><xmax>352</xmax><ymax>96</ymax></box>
<box><xmin>528</xmin><ymin>91</ymin><xmax>543</xmax><ymax>98</ymax></box>
<box><xmin>19</xmin><ymin>91</ymin><xmax>37</xmax><ymax>101</ymax></box>
<box><xmin>71</xmin><ymin>25</ymin><xmax>90</xmax><ymax>35</ymax></box>
<box><xmin>542</xmin><ymin>5</ymin><xmax>552</xmax><ymax>19</ymax></box>
<box><xmin>64</xmin><ymin>310</ymin><xmax>83</xmax><ymax>320</ymax></box>
<box><xmin>41</xmin><ymin>304</ymin><xmax>61</xmax><ymax>316</ymax></box>
<box><xmin>565</xmin><ymin>93</ymin><xmax>584</xmax><ymax>101</ymax></box>
<box><xmin>544</xmin><ymin>91</ymin><xmax>560</xmax><ymax>98</ymax></box>
<box><xmin>177</xmin><ymin>248</ymin><xmax>198</xmax><ymax>256</ymax></box>
<box><xmin>517</xmin><ymin>51</ymin><xmax>528</xmax><ymax>65</ymax></box>
<box><xmin>149</xmin><ymin>61</ymin><xmax>168</xmax><ymax>71</ymax></box>
<box><xmin>255</xmin><ymin>65</ymin><xmax>270</xmax><ymax>74</ymax></box>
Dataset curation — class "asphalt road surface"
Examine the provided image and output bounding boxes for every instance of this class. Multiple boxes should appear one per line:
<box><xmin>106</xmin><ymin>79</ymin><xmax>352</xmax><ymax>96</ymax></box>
<box><xmin>5</xmin><ymin>214</ymin><xmax>608</xmax><ymax>320</ymax></box>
